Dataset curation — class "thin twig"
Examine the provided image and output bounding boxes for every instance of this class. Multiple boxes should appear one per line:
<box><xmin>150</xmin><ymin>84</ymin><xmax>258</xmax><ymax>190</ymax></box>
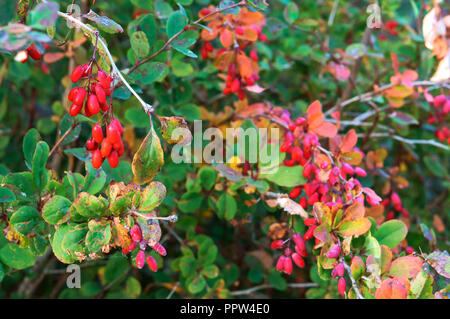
<box><xmin>342</xmin><ymin>259</ymin><xmax>365</xmax><ymax>299</ymax></box>
<box><xmin>358</xmin><ymin>133</ymin><xmax>450</xmax><ymax>151</ymax></box>
<box><xmin>48</xmin><ymin>123</ymin><xmax>78</xmax><ymax>158</ymax></box>
<box><xmin>166</xmin><ymin>281</ymin><xmax>180</xmax><ymax>299</ymax></box>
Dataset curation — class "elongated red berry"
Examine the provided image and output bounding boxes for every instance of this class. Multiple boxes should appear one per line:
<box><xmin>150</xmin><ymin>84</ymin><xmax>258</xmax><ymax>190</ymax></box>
<box><xmin>87</xmin><ymin>94</ymin><xmax>100</xmax><ymax>115</ymax></box>
<box><xmin>107</xmin><ymin>123</ymin><xmax>121</xmax><ymax>143</ymax></box>
<box><xmin>108</xmin><ymin>150</ymin><xmax>119</xmax><ymax>168</ymax></box>
<box><xmin>326</xmin><ymin>244</ymin><xmax>341</xmax><ymax>259</ymax></box>
<box><xmin>130</xmin><ymin>225</ymin><xmax>142</xmax><ymax>242</ymax></box>
<box><xmin>295</xmin><ymin>244</ymin><xmax>308</xmax><ymax>257</ymax></box>
<box><xmin>291</xmin><ymin>146</ymin><xmax>303</xmax><ymax>162</ymax></box>
<box><xmin>304</xmin><ymin>217</ymin><xmax>317</xmax><ymax>227</ymax></box>
<box><xmin>146</xmin><ymin>255</ymin><xmax>158</xmax><ymax>272</ymax></box>
<box><xmin>26</xmin><ymin>43</ymin><xmax>41</xmax><ymax>60</ymax></box>
<box><xmin>235</xmin><ymin>26</ymin><xmax>244</xmax><ymax>35</ymax></box>
<box><xmin>338</xmin><ymin>277</ymin><xmax>346</xmax><ymax>295</ymax></box>
<box><xmin>100</xmin><ymin>102</ymin><xmax>109</xmax><ymax>112</ymax></box>
<box><xmin>101</xmin><ymin>139</ymin><xmax>112</xmax><ymax>158</ymax></box>
<box><xmin>111</xmin><ymin>118</ymin><xmax>124</xmax><ymax>135</ymax></box>
<box><xmin>289</xmin><ymin>186</ymin><xmax>302</xmax><ymax>199</ymax></box>
<box><xmin>276</xmin><ymin>256</ymin><xmax>285</xmax><ymax>272</ymax></box>
<box><xmin>299</xmin><ymin>197</ymin><xmax>307</xmax><ymax>209</ymax></box>
<box><xmin>354</xmin><ymin>167</ymin><xmax>367</xmax><ymax>177</ymax></box>
<box><xmin>292</xmin><ymin>253</ymin><xmax>305</xmax><ymax>268</ymax></box>
<box><xmin>122</xmin><ymin>240</ymin><xmax>137</xmax><ymax>254</ymax></box>
<box><xmin>73</xmin><ymin>88</ymin><xmax>86</xmax><ymax>106</ymax></box>
<box><xmin>136</xmin><ymin>250</ymin><xmax>145</xmax><ymax>269</ymax></box>
<box><xmin>69</xmin><ymin>104</ymin><xmax>82</xmax><ymax>117</ymax></box>
<box><xmin>335</xmin><ymin>263</ymin><xmax>345</xmax><ymax>277</ymax></box>
<box><xmin>94</xmin><ymin>84</ymin><xmax>106</xmax><ymax>104</ymax></box>
<box><xmin>92</xmin><ymin>124</ymin><xmax>103</xmax><ymax>144</ymax></box>
<box><xmin>284</xmin><ymin>256</ymin><xmax>293</xmax><ymax>274</ymax></box>
<box><xmin>68</xmin><ymin>87</ymin><xmax>78</xmax><ymax>101</ymax></box>
<box><xmin>292</xmin><ymin>233</ymin><xmax>306</xmax><ymax>252</ymax></box>
<box><xmin>91</xmin><ymin>149</ymin><xmax>103</xmax><ymax>168</ymax></box>
<box><xmin>270</xmin><ymin>240</ymin><xmax>284</xmax><ymax>249</ymax></box>
<box><xmin>71</xmin><ymin>65</ymin><xmax>83</xmax><ymax>83</ymax></box>
<box><xmin>304</xmin><ymin>225</ymin><xmax>317</xmax><ymax>241</ymax></box>
<box><xmin>98</xmin><ymin>70</ymin><xmax>111</xmax><ymax>89</ymax></box>
<box><xmin>153</xmin><ymin>242</ymin><xmax>167</xmax><ymax>256</ymax></box>
<box><xmin>85</xmin><ymin>138</ymin><xmax>97</xmax><ymax>151</ymax></box>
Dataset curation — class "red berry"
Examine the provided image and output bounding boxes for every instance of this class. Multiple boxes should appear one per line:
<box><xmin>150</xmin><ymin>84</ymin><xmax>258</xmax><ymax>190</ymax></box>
<box><xmin>92</xmin><ymin>124</ymin><xmax>103</xmax><ymax>144</ymax></box>
<box><xmin>87</xmin><ymin>94</ymin><xmax>100</xmax><ymax>115</ymax></box>
<box><xmin>291</xmin><ymin>146</ymin><xmax>303</xmax><ymax>162</ymax></box>
<box><xmin>338</xmin><ymin>277</ymin><xmax>347</xmax><ymax>295</ymax></box>
<box><xmin>98</xmin><ymin>70</ymin><xmax>111</xmax><ymax>89</ymax></box>
<box><xmin>122</xmin><ymin>240</ymin><xmax>137</xmax><ymax>254</ymax></box>
<box><xmin>354</xmin><ymin>167</ymin><xmax>367</xmax><ymax>177</ymax></box>
<box><xmin>259</xmin><ymin>33</ymin><xmax>268</xmax><ymax>42</ymax></box>
<box><xmin>94</xmin><ymin>84</ymin><xmax>107</xmax><ymax>104</ymax></box>
<box><xmin>73</xmin><ymin>88</ymin><xmax>86</xmax><ymax>106</ymax></box>
<box><xmin>292</xmin><ymin>233</ymin><xmax>306</xmax><ymax>251</ymax></box>
<box><xmin>130</xmin><ymin>225</ymin><xmax>142</xmax><ymax>242</ymax></box>
<box><xmin>295</xmin><ymin>244</ymin><xmax>308</xmax><ymax>257</ymax></box>
<box><xmin>108</xmin><ymin>150</ymin><xmax>119</xmax><ymax>168</ymax></box>
<box><xmin>101</xmin><ymin>139</ymin><xmax>112</xmax><ymax>158</ymax></box>
<box><xmin>100</xmin><ymin>102</ymin><xmax>109</xmax><ymax>112</ymax></box>
<box><xmin>68</xmin><ymin>87</ymin><xmax>78</xmax><ymax>102</ymax></box>
<box><xmin>335</xmin><ymin>263</ymin><xmax>345</xmax><ymax>277</ymax></box>
<box><xmin>146</xmin><ymin>255</ymin><xmax>158</xmax><ymax>272</ymax></box>
<box><xmin>136</xmin><ymin>250</ymin><xmax>145</xmax><ymax>269</ymax></box>
<box><xmin>434</xmin><ymin>94</ymin><xmax>446</xmax><ymax>107</ymax></box>
<box><xmin>280</xmin><ymin>141</ymin><xmax>292</xmax><ymax>153</ymax></box>
<box><xmin>85</xmin><ymin>138</ymin><xmax>97</xmax><ymax>151</ymax></box>
<box><xmin>111</xmin><ymin>118</ymin><xmax>124</xmax><ymax>135</ymax></box>
<box><xmin>26</xmin><ymin>43</ymin><xmax>41</xmax><ymax>60</ymax></box>
<box><xmin>304</xmin><ymin>217</ymin><xmax>317</xmax><ymax>227</ymax></box>
<box><xmin>270</xmin><ymin>240</ymin><xmax>284</xmax><ymax>249</ymax></box>
<box><xmin>405</xmin><ymin>246</ymin><xmax>415</xmax><ymax>254</ymax></box>
<box><xmin>289</xmin><ymin>186</ymin><xmax>302</xmax><ymax>199</ymax></box>
<box><xmin>390</xmin><ymin>192</ymin><xmax>401</xmax><ymax>207</ymax></box>
<box><xmin>107</xmin><ymin>124</ymin><xmax>121</xmax><ymax>143</ymax></box>
<box><xmin>91</xmin><ymin>149</ymin><xmax>103</xmax><ymax>168</ymax></box>
<box><xmin>235</xmin><ymin>26</ymin><xmax>244</xmax><ymax>35</ymax></box>
<box><xmin>153</xmin><ymin>242</ymin><xmax>167</xmax><ymax>256</ymax></box>
<box><xmin>250</xmin><ymin>49</ymin><xmax>258</xmax><ymax>61</ymax></box>
<box><xmin>295</xmin><ymin>117</ymin><xmax>306</xmax><ymax>126</ymax></box>
<box><xmin>299</xmin><ymin>197</ymin><xmax>307</xmax><ymax>209</ymax></box>
<box><xmin>304</xmin><ymin>225</ymin><xmax>317</xmax><ymax>241</ymax></box>
<box><xmin>276</xmin><ymin>256</ymin><xmax>286</xmax><ymax>272</ymax></box>
<box><xmin>69</xmin><ymin>104</ymin><xmax>82</xmax><ymax>117</ymax></box>
<box><xmin>326</xmin><ymin>244</ymin><xmax>341</xmax><ymax>259</ymax></box>
<box><xmin>292</xmin><ymin>253</ymin><xmax>305</xmax><ymax>268</ymax></box>
<box><xmin>284</xmin><ymin>256</ymin><xmax>293</xmax><ymax>274</ymax></box>
<box><xmin>71</xmin><ymin>65</ymin><xmax>84</xmax><ymax>83</ymax></box>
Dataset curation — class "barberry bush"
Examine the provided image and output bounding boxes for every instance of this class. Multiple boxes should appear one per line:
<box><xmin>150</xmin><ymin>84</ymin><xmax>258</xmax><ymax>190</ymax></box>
<box><xmin>0</xmin><ymin>0</ymin><xmax>448</xmax><ymax>299</ymax></box>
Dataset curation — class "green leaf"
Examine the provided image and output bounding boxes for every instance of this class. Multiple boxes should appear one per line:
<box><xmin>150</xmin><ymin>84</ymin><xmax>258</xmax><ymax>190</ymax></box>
<box><xmin>72</xmin><ymin>192</ymin><xmax>108</xmax><ymax>219</ymax></box>
<box><xmin>363</xmin><ymin>235</ymin><xmax>381</xmax><ymax>260</ymax></box>
<box><xmin>172</xmin><ymin>45</ymin><xmax>198</xmax><ymax>58</ymax></box>
<box><xmin>102</xmin><ymin>253</ymin><xmax>129</xmax><ymax>285</ymax></box>
<box><xmin>83</xmin><ymin>161</ymin><xmax>106</xmax><ymax>195</ymax></box>
<box><xmin>23</xmin><ymin>128</ymin><xmax>40</xmax><ymax>170</ymax></box>
<box><xmin>160</xmin><ymin>116</ymin><xmax>189</xmax><ymax>144</ymax></box>
<box><xmin>201</xmin><ymin>264</ymin><xmax>219</xmax><ymax>279</ymax></box>
<box><xmin>51</xmin><ymin>223</ymin><xmax>76</xmax><ymax>264</ymax></box>
<box><xmin>198</xmin><ymin>166</ymin><xmax>217</xmax><ymax>191</ymax></box>
<box><xmin>217</xmin><ymin>193</ymin><xmax>237</xmax><ymax>220</ymax></box>
<box><xmin>423</xmin><ymin>156</ymin><xmax>448</xmax><ymax>177</ymax></box>
<box><xmin>102</xmin><ymin>161</ymin><xmax>133</xmax><ymax>184</ymax></box>
<box><xmin>42</xmin><ymin>195</ymin><xmax>71</xmax><ymax>225</ymax></box>
<box><xmin>374</xmin><ymin>220</ymin><xmax>407</xmax><ymax>248</ymax></box>
<box><xmin>85</xmin><ymin>220</ymin><xmax>112</xmax><ymax>254</ymax></box>
<box><xmin>188</xmin><ymin>274</ymin><xmax>206</xmax><ymax>294</ymax></box>
<box><xmin>268</xmin><ymin>270</ymin><xmax>287</xmax><ymax>291</ymax></box>
<box><xmin>126</xmin><ymin>277</ymin><xmax>142</xmax><ymax>298</ymax></box>
<box><xmin>283</xmin><ymin>2</ymin><xmax>299</xmax><ymax>24</ymax></box>
<box><xmin>131</xmin><ymin>62</ymin><xmax>169</xmax><ymax>85</ymax></box>
<box><xmin>178</xmin><ymin>192</ymin><xmax>203</xmax><ymax>213</ymax></box>
<box><xmin>0</xmin><ymin>244</ymin><xmax>36</xmax><ymax>269</ymax></box>
<box><xmin>130</xmin><ymin>31</ymin><xmax>150</xmax><ymax>58</ymax></box>
<box><xmin>167</xmin><ymin>11</ymin><xmax>187</xmax><ymax>38</ymax></box>
<box><xmin>32</xmin><ymin>141</ymin><xmax>50</xmax><ymax>191</ymax></box>
<box><xmin>0</xmin><ymin>187</ymin><xmax>15</xmax><ymax>203</ymax></box>
<box><xmin>132</xmin><ymin>127</ymin><xmax>164</xmax><ymax>185</ymax></box>
<box><xmin>260</xmin><ymin>165</ymin><xmax>305</xmax><ymax>187</ymax></box>
<box><xmin>10</xmin><ymin>206</ymin><xmax>44</xmax><ymax>236</ymax></box>
<box><xmin>173</xmin><ymin>104</ymin><xmax>200</xmax><ymax>121</ymax></box>
<box><xmin>29</xmin><ymin>1</ymin><xmax>59</xmax><ymax>30</ymax></box>
<box><xmin>84</xmin><ymin>10</ymin><xmax>124</xmax><ymax>34</ymax></box>
<box><xmin>140</xmin><ymin>181</ymin><xmax>166</xmax><ymax>211</ymax></box>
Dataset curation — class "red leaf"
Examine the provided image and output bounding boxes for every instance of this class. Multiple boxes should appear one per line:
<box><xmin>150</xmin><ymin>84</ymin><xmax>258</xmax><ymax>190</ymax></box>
<box><xmin>340</xmin><ymin>129</ymin><xmax>357</xmax><ymax>153</ymax></box>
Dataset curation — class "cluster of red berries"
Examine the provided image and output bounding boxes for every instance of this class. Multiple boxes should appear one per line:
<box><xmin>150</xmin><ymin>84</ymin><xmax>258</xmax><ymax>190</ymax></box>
<box><xmin>379</xmin><ymin>20</ymin><xmax>399</xmax><ymax>41</ymax></box>
<box><xmin>15</xmin><ymin>43</ymin><xmax>42</xmax><ymax>63</ymax></box>
<box><xmin>280</xmin><ymin>113</ymin><xmax>372</xmax><ymax>211</ymax></box>
<box><xmin>425</xmin><ymin>93</ymin><xmax>450</xmax><ymax>144</ymax></box>
<box><xmin>271</xmin><ymin>233</ymin><xmax>307</xmax><ymax>275</ymax></box>
<box><xmin>331</xmin><ymin>262</ymin><xmax>347</xmax><ymax>295</ymax></box>
<box><xmin>381</xmin><ymin>191</ymin><xmax>409</xmax><ymax>220</ymax></box>
<box><xmin>199</xmin><ymin>6</ymin><xmax>266</xmax><ymax>100</ymax></box>
<box><xmin>68</xmin><ymin>63</ymin><xmax>125</xmax><ymax>169</ymax></box>
<box><xmin>123</xmin><ymin>224</ymin><xmax>167</xmax><ymax>272</ymax></box>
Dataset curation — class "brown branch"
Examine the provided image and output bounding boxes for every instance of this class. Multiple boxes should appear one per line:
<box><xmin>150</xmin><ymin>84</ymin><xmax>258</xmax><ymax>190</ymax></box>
<box><xmin>48</xmin><ymin>123</ymin><xmax>78</xmax><ymax>158</ymax></box>
<box><xmin>126</xmin><ymin>0</ymin><xmax>247</xmax><ymax>75</ymax></box>
<box><xmin>342</xmin><ymin>259</ymin><xmax>365</xmax><ymax>299</ymax></box>
<box><xmin>229</xmin><ymin>282</ymin><xmax>318</xmax><ymax>296</ymax></box>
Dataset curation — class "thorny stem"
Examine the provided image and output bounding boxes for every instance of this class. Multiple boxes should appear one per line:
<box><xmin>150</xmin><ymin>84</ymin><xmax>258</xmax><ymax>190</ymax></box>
<box><xmin>48</xmin><ymin>122</ymin><xmax>79</xmax><ymax>158</ymax></box>
<box><xmin>131</xmin><ymin>210</ymin><xmax>178</xmax><ymax>223</ymax></box>
<box><xmin>56</xmin><ymin>10</ymin><xmax>154</xmax><ymax>113</ymax></box>
<box><xmin>341</xmin><ymin>258</ymin><xmax>365</xmax><ymax>299</ymax></box>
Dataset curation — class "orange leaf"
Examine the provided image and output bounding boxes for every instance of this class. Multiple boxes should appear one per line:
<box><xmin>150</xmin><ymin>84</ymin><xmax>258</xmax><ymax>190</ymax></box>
<box><xmin>213</xmin><ymin>51</ymin><xmax>235</xmax><ymax>71</ymax></box>
<box><xmin>237</xmin><ymin>26</ymin><xmax>258</xmax><ymax>42</ymax></box>
<box><xmin>312</xmin><ymin>121</ymin><xmax>338</xmax><ymax>138</ymax></box>
<box><xmin>388</xmin><ymin>256</ymin><xmax>423</xmax><ymax>279</ymax></box>
<box><xmin>380</xmin><ymin>245</ymin><xmax>392</xmax><ymax>274</ymax></box>
<box><xmin>401</xmin><ymin>70</ymin><xmax>418</xmax><ymax>88</ymax></box>
<box><xmin>337</xmin><ymin>217</ymin><xmax>371</xmax><ymax>237</ymax></box>
<box><xmin>43</xmin><ymin>52</ymin><xmax>65</xmax><ymax>64</ymax></box>
<box><xmin>375</xmin><ymin>278</ymin><xmax>408</xmax><ymax>299</ymax></box>
<box><xmin>342</xmin><ymin>202</ymin><xmax>365</xmax><ymax>222</ymax></box>
<box><xmin>236</xmin><ymin>51</ymin><xmax>252</xmax><ymax>79</ymax></box>
<box><xmin>220</xmin><ymin>28</ymin><xmax>234</xmax><ymax>48</ymax></box>
<box><xmin>340</xmin><ymin>151</ymin><xmax>363</xmax><ymax>165</ymax></box>
<box><xmin>340</xmin><ymin>129</ymin><xmax>357</xmax><ymax>153</ymax></box>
